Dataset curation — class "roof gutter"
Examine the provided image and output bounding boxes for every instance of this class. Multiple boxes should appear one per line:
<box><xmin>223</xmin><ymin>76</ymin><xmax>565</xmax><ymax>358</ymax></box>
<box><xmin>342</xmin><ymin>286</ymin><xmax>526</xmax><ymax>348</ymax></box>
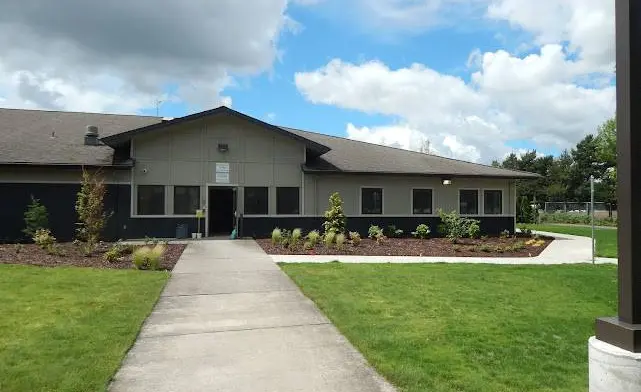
<box><xmin>300</xmin><ymin>168</ymin><xmax>541</xmax><ymax>180</ymax></box>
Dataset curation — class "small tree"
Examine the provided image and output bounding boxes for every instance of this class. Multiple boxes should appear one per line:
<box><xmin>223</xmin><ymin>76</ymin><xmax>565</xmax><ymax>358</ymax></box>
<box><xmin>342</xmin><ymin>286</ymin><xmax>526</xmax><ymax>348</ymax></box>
<box><xmin>75</xmin><ymin>168</ymin><xmax>110</xmax><ymax>252</ymax></box>
<box><xmin>23</xmin><ymin>195</ymin><xmax>49</xmax><ymax>238</ymax></box>
<box><xmin>322</xmin><ymin>192</ymin><xmax>346</xmax><ymax>235</ymax></box>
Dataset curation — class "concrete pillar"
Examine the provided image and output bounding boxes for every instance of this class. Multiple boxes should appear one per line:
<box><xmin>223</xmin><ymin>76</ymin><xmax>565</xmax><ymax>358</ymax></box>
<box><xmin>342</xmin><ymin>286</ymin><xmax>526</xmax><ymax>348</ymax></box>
<box><xmin>589</xmin><ymin>337</ymin><xmax>641</xmax><ymax>391</ymax></box>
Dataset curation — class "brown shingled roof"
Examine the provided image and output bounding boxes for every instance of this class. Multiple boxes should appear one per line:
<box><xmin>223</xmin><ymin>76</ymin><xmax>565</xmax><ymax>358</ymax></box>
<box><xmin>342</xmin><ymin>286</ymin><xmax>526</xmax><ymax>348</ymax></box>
<box><xmin>280</xmin><ymin>126</ymin><xmax>539</xmax><ymax>179</ymax></box>
<box><xmin>0</xmin><ymin>106</ymin><xmax>538</xmax><ymax>179</ymax></box>
<box><xmin>0</xmin><ymin>108</ymin><xmax>161</xmax><ymax>166</ymax></box>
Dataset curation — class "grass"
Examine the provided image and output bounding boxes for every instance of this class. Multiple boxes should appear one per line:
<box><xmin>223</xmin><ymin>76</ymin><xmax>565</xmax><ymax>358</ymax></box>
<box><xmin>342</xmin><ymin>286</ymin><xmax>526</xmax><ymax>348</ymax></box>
<box><xmin>281</xmin><ymin>263</ymin><xmax>617</xmax><ymax>392</ymax></box>
<box><xmin>0</xmin><ymin>265</ymin><xmax>169</xmax><ymax>392</ymax></box>
<box><xmin>528</xmin><ymin>224</ymin><xmax>618</xmax><ymax>258</ymax></box>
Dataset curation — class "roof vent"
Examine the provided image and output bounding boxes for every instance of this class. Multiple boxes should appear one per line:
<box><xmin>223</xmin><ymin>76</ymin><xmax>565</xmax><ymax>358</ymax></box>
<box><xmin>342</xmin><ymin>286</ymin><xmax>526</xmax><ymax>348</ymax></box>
<box><xmin>84</xmin><ymin>125</ymin><xmax>100</xmax><ymax>146</ymax></box>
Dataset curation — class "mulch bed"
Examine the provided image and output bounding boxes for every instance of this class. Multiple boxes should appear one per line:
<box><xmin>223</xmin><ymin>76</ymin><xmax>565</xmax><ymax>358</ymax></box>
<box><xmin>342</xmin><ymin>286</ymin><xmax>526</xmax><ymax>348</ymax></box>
<box><xmin>0</xmin><ymin>242</ymin><xmax>186</xmax><ymax>270</ymax></box>
<box><xmin>257</xmin><ymin>235</ymin><xmax>553</xmax><ymax>257</ymax></box>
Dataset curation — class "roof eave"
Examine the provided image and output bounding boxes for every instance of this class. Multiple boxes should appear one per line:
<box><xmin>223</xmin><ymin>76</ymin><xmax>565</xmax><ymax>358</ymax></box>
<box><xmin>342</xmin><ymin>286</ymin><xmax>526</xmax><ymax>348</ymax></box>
<box><xmin>301</xmin><ymin>167</ymin><xmax>540</xmax><ymax>179</ymax></box>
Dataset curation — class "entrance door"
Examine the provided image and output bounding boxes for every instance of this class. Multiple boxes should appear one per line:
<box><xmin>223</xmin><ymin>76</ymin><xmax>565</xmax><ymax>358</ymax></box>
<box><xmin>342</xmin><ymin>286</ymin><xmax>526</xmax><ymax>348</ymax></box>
<box><xmin>208</xmin><ymin>187</ymin><xmax>236</xmax><ymax>235</ymax></box>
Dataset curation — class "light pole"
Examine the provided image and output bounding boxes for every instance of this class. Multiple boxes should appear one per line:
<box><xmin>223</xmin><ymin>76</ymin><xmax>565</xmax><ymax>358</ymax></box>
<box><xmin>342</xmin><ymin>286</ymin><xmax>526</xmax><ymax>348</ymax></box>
<box><xmin>590</xmin><ymin>175</ymin><xmax>595</xmax><ymax>264</ymax></box>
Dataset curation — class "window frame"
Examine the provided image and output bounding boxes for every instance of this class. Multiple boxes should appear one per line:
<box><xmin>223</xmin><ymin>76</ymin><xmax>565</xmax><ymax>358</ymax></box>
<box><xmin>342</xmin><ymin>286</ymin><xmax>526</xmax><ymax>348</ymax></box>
<box><xmin>276</xmin><ymin>187</ymin><xmax>301</xmax><ymax>215</ymax></box>
<box><xmin>360</xmin><ymin>186</ymin><xmax>384</xmax><ymax>215</ymax></box>
<box><xmin>483</xmin><ymin>189</ymin><xmax>504</xmax><ymax>215</ymax></box>
<box><xmin>458</xmin><ymin>188</ymin><xmax>480</xmax><ymax>216</ymax></box>
<box><xmin>136</xmin><ymin>185</ymin><xmax>166</xmax><ymax>216</ymax></box>
<box><xmin>173</xmin><ymin>186</ymin><xmax>201</xmax><ymax>215</ymax></box>
<box><xmin>411</xmin><ymin>187</ymin><xmax>435</xmax><ymax>215</ymax></box>
<box><xmin>243</xmin><ymin>186</ymin><xmax>269</xmax><ymax>216</ymax></box>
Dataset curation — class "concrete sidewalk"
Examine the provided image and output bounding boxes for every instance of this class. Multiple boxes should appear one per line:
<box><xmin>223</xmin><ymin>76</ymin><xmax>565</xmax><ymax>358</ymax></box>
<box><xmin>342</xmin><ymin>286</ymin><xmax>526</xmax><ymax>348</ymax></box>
<box><xmin>109</xmin><ymin>240</ymin><xmax>395</xmax><ymax>392</ymax></box>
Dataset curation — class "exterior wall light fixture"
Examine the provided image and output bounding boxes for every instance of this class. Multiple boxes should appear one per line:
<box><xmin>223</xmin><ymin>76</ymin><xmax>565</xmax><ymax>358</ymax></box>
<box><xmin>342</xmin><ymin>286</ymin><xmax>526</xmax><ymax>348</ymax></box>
<box><xmin>217</xmin><ymin>143</ymin><xmax>229</xmax><ymax>153</ymax></box>
<box><xmin>442</xmin><ymin>178</ymin><xmax>452</xmax><ymax>185</ymax></box>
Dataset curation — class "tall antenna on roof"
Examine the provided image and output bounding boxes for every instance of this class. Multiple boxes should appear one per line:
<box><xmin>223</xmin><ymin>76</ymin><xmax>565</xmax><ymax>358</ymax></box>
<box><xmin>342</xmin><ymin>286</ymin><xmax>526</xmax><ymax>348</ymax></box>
<box><xmin>155</xmin><ymin>98</ymin><xmax>163</xmax><ymax>117</ymax></box>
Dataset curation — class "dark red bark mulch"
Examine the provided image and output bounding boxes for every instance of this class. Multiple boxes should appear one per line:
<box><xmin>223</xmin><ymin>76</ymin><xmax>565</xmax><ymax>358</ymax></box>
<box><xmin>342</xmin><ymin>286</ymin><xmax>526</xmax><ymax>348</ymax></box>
<box><xmin>0</xmin><ymin>242</ymin><xmax>186</xmax><ymax>270</ymax></box>
<box><xmin>257</xmin><ymin>236</ymin><xmax>553</xmax><ymax>257</ymax></box>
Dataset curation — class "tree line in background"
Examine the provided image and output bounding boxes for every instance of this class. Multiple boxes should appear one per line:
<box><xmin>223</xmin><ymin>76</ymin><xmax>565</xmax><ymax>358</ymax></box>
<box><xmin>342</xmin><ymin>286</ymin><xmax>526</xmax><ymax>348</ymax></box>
<box><xmin>491</xmin><ymin>117</ymin><xmax>617</xmax><ymax>222</ymax></box>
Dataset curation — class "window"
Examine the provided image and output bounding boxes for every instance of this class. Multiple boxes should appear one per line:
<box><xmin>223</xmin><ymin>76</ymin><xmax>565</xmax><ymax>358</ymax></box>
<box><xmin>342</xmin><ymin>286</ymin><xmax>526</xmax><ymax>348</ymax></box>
<box><xmin>484</xmin><ymin>190</ymin><xmax>503</xmax><ymax>215</ymax></box>
<box><xmin>137</xmin><ymin>185</ymin><xmax>165</xmax><ymax>215</ymax></box>
<box><xmin>459</xmin><ymin>189</ymin><xmax>478</xmax><ymax>215</ymax></box>
<box><xmin>361</xmin><ymin>187</ymin><xmax>383</xmax><ymax>214</ymax></box>
<box><xmin>174</xmin><ymin>186</ymin><xmax>200</xmax><ymax>215</ymax></box>
<box><xmin>244</xmin><ymin>187</ymin><xmax>268</xmax><ymax>215</ymax></box>
<box><xmin>412</xmin><ymin>189</ymin><xmax>433</xmax><ymax>214</ymax></box>
<box><xmin>277</xmin><ymin>187</ymin><xmax>300</xmax><ymax>215</ymax></box>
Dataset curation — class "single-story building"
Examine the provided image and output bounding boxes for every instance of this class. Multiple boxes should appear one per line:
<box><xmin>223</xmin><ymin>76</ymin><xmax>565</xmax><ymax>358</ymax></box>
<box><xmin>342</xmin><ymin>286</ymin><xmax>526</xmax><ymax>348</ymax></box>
<box><xmin>0</xmin><ymin>106</ymin><xmax>537</xmax><ymax>242</ymax></box>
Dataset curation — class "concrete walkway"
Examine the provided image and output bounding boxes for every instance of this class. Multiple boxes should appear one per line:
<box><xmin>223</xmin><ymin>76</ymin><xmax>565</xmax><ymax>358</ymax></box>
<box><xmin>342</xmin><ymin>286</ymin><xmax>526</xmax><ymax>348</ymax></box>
<box><xmin>270</xmin><ymin>231</ymin><xmax>617</xmax><ymax>265</ymax></box>
<box><xmin>109</xmin><ymin>240</ymin><xmax>395</xmax><ymax>392</ymax></box>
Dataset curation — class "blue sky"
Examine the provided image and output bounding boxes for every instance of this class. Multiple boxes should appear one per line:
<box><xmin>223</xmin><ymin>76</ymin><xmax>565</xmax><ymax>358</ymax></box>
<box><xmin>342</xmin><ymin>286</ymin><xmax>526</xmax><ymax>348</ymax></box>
<box><xmin>1</xmin><ymin>0</ymin><xmax>615</xmax><ymax>163</ymax></box>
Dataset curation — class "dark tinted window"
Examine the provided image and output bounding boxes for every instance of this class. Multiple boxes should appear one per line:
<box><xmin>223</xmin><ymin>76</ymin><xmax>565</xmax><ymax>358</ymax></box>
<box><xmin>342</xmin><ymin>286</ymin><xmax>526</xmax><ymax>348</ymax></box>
<box><xmin>459</xmin><ymin>189</ymin><xmax>479</xmax><ymax>215</ymax></box>
<box><xmin>244</xmin><ymin>187</ymin><xmax>268</xmax><ymax>215</ymax></box>
<box><xmin>412</xmin><ymin>189</ymin><xmax>433</xmax><ymax>214</ymax></box>
<box><xmin>484</xmin><ymin>190</ymin><xmax>503</xmax><ymax>215</ymax></box>
<box><xmin>277</xmin><ymin>187</ymin><xmax>300</xmax><ymax>215</ymax></box>
<box><xmin>361</xmin><ymin>188</ymin><xmax>383</xmax><ymax>214</ymax></box>
<box><xmin>137</xmin><ymin>185</ymin><xmax>165</xmax><ymax>215</ymax></box>
<box><xmin>174</xmin><ymin>186</ymin><xmax>200</xmax><ymax>215</ymax></box>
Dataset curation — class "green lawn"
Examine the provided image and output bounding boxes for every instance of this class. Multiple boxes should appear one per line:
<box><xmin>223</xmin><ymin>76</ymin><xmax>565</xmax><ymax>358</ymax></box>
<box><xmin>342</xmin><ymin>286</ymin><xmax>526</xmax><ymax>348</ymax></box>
<box><xmin>529</xmin><ymin>224</ymin><xmax>618</xmax><ymax>258</ymax></box>
<box><xmin>0</xmin><ymin>265</ymin><xmax>169</xmax><ymax>392</ymax></box>
<box><xmin>282</xmin><ymin>263</ymin><xmax>617</xmax><ymax>392</ymax></box>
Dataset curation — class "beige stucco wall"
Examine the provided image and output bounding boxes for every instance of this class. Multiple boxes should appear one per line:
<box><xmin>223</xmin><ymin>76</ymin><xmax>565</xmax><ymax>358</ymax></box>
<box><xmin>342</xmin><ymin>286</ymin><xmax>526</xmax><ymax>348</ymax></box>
<box><xmin>307</xmin><ymin>174</ymin><xmax>516</xmax><ymax>216</ymax></box>
<box><xmin>131</xmin><ymin>115</ymin><xmax>306</xmax><ymax>215</ymax></box>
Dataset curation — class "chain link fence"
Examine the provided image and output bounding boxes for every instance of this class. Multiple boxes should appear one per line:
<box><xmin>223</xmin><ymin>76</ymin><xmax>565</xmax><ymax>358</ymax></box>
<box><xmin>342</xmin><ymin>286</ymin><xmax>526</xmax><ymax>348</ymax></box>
<box><xmin>543</xmin><ymin>202</ymin><xmax>617</xmax><ymax>219</ymax></box>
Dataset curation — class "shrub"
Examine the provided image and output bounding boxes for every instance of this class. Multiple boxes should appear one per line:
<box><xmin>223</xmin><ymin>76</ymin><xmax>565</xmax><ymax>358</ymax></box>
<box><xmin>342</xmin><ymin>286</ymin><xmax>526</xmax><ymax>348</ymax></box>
<box><xmin>322</xmin><ymin>192</ymin><xmax>346</xmax><ymax>235</ymax></box>
<box><xmin>271</xmin><ymin>228</ymin><xmax>282</xmax><ymax>245</ymax></box>
<box><xmin>104</xmin><ymin>246</ymin><xmax>121</xmax><ymax>263</ymax></box>
<box><xmin>479</xmin><ymin>244</ymin><xmax>492</xmax><ymax>252</ymax></box>
<box><xmin>518</xmin><ymin>224</ymin><xmax>533</xmax><ymax>236</ymax></box>
<box><xmin>468</xmin><ymin>221</ymin><xmax>481</xmax><ymax>239</ymax></box>
<box><xmin>438</xmin><ymin>210</ymin><xmax>480</xmax><ymax>243</ymax></box>
<box><xmin>512</xmin><ymin>241</ymin><xmax>526</xmax><ymax>251</ymax></box>
<box><xmin>75</xmin><ymin>169</ymin><xmax>111</xmax><ymax>249</ymax></box>
<box><xmin>303</xmin><ymin>241</ymin><xmax>314</xmax><ymax>251</ymax></box>
<box><xmin>291</xmin><ymin>228</ymin><xmax>303</xmax><ymax>248</ymax></box>
<box><xmin>517</xmin><ymin>196</ymin><xmax>537</xmax><ymax>223</ymax></box>
<box><xmin>368</xmin><ymin>225</ymin><xmax>383</xmax><ymax>239</ymax></box>
<box><xmin>538</xmin><ymin>212</ymin><xmax>617</xmax><ymax>227</ymax></box>
<box><xmin>307</xmin><ymin>230</ymin><xmax>320</xmax><ymax>246</ymax></box>
<box><xmin>33</xmin><ymin>228</ymin><xmax>55</xmax><ymax>249</ymax></box>
<box><xmin>46</xmin><ymin>243</ymin><xmax>65</xmax><ymax>256</ymax></box>
<box><xmin>104</xmin><ymin>242</ymin><xmax>131</xmax><ymax>263</ymax></box>
<box><xmin>452</xmin><ymin>245</ymin><xmax>461</xmax><ymax>252</ymax></box>
<box><xmin>494</xmin><ymin>245</ymin><xmax>505</xmax><ymax>253</ymax></box>
<box><xmin>385</xmin><ymin>225</ymin><xmax>403</xmax><ymax>238</ymax></box>
<box><xmin>335</xmin><ymin>233</ymin><xmax>346</xmax><ymax>249</ymax></box>
<box><xmin>132</xmin><ymin>244</ymin><xmax>165</xmax><ymax>270</ymax></box>
<box><xmin>412</xmin><ymin>224</ymin><xmax>431</xmax><ymax>239</ymax></box>
<box><xmin>500</xmin><ymin>229</ymin><xmax>510</xmax><ymax>239</ymax></box>
<box><xmin>23</xmin><ymin>195</ymin><xmax>49</xmax><ymax>238</ymax></box>
<box><xmin>324</xmin><ymin>231</ymin><xmax>336</xmax><ymax>247</ymax></box>
<box><xmin>349</xmin><ymin>231</ymin><xmax>361</xmax><ymax>246</ymax></box>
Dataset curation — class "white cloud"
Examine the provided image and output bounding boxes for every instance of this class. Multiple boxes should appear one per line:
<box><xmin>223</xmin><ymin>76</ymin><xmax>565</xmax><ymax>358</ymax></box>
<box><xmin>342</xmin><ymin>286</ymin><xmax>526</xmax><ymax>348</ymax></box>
<box><xmin>0</xmin><ymin>0</ymin><xmax>303</xmax><ymax>113</ymax></box>
<box><xmin>294</xmin><ymin>0</ymin><xmax>616</xmax><ymax>163</ymax></box>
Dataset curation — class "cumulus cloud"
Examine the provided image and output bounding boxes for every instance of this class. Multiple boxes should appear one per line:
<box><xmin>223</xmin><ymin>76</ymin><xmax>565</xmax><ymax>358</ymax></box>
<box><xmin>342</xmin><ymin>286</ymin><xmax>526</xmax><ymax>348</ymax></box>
<box><xmin>294</xmin><ymin>0</ymin><xmax>615</xmax><ymax>162</ymax></box>
<box><xmin>0</xmin><ymin>0</ymin><xmax>298</xmax><ymax>113</ymax></box>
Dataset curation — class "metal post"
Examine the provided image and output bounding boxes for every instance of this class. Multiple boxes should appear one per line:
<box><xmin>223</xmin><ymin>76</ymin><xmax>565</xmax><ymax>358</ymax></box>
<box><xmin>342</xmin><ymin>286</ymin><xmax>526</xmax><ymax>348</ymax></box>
<box><xmin>595</xmin><ymin>0</ymin><xmax>641</xmax><ymax>353</ymax></box>
<box><xmin>591</xmin><ymin>175</ymin><xmax>595</xmax><ymax>264</ymax></box>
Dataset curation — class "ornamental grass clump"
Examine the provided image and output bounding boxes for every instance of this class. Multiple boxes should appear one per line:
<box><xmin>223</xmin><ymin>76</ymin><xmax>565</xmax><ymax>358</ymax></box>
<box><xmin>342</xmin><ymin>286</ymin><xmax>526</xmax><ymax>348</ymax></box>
<box><xmin>307</xmin><ymin>230</ymin><xmax>320</xmax><ymax>246</ymax></box>
<box><xmin>335</xmin><ymin>233</ymin><xmax>346</xmax><ymax>249</ymax></box>
<box><xmin>132</xmin><ymin>244</ymin><xmax>166</xmax><ymax>271</ymax></box>
<box><xmin>271</xmin><ymin>228</ymin><xmax>282</xmax><ymax>245</ymax></box>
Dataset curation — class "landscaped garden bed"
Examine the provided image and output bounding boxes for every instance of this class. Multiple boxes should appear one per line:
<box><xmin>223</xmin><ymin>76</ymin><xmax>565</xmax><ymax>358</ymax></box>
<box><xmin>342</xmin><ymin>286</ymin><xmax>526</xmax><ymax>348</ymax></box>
<box><xmin>259</xmin><ymin>193</ymin><xmax>553</xmax><ymax>257</ymax></box>
<box><xmin>0</xmin><ymin>241</ymin><xmax>186</xmax><ymax>270</ymax></box>
<box><xmin>257</xmin><ymin>235</ymin><xmax>552</xmax><ymax>257</ymax></box>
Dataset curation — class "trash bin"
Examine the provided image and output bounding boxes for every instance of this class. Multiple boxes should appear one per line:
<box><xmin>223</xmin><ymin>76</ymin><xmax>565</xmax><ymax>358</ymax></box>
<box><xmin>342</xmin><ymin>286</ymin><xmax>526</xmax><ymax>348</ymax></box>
<box><xmin>175</xmin><ymin>224</ymin><xmax>189</xmax><ymax>239</ymax></box>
